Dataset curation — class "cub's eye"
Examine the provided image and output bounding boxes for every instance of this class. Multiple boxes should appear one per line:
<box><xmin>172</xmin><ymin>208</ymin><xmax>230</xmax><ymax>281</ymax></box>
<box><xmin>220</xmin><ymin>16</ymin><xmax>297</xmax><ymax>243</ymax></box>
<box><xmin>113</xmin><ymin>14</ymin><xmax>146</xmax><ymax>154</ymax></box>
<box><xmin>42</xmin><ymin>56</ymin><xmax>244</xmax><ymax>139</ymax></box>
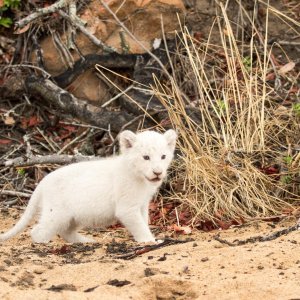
<box><xmin>161</xmin><ymin>154</ymin><xmax>166</xmax><ymax>160</ymax></box>
<box><xmin>143</xmin><ymin>155</ymin><xmax>150</xmax><ymax>160</ymax></box>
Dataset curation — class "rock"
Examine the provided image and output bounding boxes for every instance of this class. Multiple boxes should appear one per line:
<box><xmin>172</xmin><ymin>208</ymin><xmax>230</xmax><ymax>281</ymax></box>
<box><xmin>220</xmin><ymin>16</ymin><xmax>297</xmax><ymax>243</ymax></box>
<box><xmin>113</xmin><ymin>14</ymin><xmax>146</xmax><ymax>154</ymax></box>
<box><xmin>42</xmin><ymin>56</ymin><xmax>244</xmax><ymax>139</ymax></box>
<box><xmin>66</xmin><ymin>70</ymin><xmax>112</xmax><ymax>104</ymax></box>
<box><xmin>144</xmin><ymin>267</ymin><xmax>160</xmax><ymax>277</ymax></box>
<box><xmin>33</xmin><ymin>268</ymin><xmax>44</xmax><ymax>275</ymax></box>
<box><xmin>33</xmin><ymin>0</ymin><xmax>185</xmax><ymax>104</ymax></box>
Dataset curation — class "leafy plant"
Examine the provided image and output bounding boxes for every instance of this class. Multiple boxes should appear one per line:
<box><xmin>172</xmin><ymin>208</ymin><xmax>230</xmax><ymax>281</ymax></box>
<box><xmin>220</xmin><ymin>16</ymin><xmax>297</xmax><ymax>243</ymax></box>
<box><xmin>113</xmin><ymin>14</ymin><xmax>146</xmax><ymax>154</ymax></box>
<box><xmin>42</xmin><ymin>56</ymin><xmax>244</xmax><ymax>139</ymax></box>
<box><xmin>0</xmin><ymin>0</ymin><xmax>20</xmax><ymax>28</ymax></box>
<box><xmin>283</xmin><ymin>155</ymin><xmax>293</xmax><ymax>165</ymax></box>
<box><xmin>0</xmin><ymin>16</ymin><xmax>12</xmax><ymax>27</ymax></box>
<box><xmin>216</xmin><ymin>99</ymin><xmax>226</xmax><ymax>113</ymax></box>
<box><xmin>281</xmin><ymin>175</ymin><xmax>292</xmax><ymax>184</ymax></box>
<box><xmin>292</xmin><ymin>103</ymin><xmax>300</xmax><ymax>116</ymax></box>
<box><xmin>17</xmin><ymin>168</ymin><xmax>25</xmax><ymax>176</ymax></box>
<box><xmin>242</xmin><ymin>56</ymin><xmax>252</xmax><ymax>72</ymax></box>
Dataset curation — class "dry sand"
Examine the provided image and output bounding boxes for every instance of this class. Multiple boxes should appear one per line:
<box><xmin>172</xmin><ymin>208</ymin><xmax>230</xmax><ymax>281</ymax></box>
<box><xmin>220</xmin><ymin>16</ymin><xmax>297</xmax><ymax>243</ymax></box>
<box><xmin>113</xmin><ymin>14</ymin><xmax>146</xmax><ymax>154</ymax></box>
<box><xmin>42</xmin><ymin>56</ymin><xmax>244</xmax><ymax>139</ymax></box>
<box><xmin>0</xmin><ymin>207</ymin><xmax>299</xmax><ymax>300</ymax></box>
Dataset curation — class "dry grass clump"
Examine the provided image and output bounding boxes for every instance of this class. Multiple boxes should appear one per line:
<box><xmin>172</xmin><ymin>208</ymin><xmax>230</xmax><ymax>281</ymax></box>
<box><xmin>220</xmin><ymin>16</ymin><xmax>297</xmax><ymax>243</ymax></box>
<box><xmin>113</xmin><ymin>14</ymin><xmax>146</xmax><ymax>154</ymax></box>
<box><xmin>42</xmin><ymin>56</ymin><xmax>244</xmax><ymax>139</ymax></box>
<box><xmin>153</xmin><ymin>3</ymin><xmax>300</xmax><ymax>225</ymax></box>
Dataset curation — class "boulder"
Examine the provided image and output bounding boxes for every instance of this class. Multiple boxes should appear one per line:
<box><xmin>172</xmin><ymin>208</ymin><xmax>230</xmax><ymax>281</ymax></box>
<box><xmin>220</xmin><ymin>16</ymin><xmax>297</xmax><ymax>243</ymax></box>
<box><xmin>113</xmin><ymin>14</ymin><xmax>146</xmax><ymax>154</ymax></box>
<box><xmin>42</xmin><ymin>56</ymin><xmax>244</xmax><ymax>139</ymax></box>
<box><xmin>35</xmin><ymin>0</ymin><xmax>185</xmax><ymax>104</ymax></box>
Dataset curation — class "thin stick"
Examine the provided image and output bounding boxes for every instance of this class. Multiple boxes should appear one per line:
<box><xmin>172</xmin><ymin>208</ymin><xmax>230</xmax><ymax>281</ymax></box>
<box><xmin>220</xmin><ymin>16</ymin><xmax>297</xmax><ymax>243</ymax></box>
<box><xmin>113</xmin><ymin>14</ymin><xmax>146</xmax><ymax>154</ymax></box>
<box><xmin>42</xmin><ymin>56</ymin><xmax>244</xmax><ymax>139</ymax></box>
<box><xmin>1</xmin><ymin>64</ymin><xmax>51</xmax><ymax>78</ymax></box>
<box><xmin>15</xmin><ymin>0</ymin><xmax>70</xmax><ymax>28</ymax></box>
<box><xmin>101</xmin><ymin>85</ymin><xmax>134</xmax><ymax>108</ymax></box>
<box><xmin>214</xmin><ymin>223</ymin><xmax>300</xmax><ymax>247</ymax></box>
<box><xmin>99</xmin><ymin>0</ymin><xmax>172</xmax><ymax>79</ymax></box>
<box><xmin>1</xmin><ymin>190</ymin><xmax>32</xmax><ymax>198</ymax></box>
<box><xmin>58</xmin><ymin>121</ymin><xmax>108</xmax><ymax>131</ymax></box>
<box><xmin>57</xmin><ymin>128</ymin><xmax>90</xmax><ymax>154</ymax></box>
<box><xmin>36</xmin><ymin>127</ymin><xmax>60</xmax><ymax>152</ymax></box>
<box><xmin>58</xmin><ymin>10</ymin><xmax>115</xmax><ymax>53</ymax></box>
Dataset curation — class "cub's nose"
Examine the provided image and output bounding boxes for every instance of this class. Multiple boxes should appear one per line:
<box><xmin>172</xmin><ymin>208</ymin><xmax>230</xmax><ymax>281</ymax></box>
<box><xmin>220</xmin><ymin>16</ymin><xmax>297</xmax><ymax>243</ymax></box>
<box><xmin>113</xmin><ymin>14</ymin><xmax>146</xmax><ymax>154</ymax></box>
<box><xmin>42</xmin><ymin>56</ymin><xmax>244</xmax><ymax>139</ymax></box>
<box><xmin>153</xmin><ymin>171</ymin><xmax>162</xmax><ymax>176</ymax></box>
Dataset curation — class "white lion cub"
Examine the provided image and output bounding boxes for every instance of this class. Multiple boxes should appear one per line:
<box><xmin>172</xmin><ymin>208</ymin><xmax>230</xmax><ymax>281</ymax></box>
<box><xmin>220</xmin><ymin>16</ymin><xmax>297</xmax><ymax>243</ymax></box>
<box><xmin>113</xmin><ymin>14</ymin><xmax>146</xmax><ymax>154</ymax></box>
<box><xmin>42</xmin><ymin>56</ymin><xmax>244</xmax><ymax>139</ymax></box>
<box><xmin>0</xmin><ymin>130</ymin><xmax>177</xmax><ymax>243</ymax></box>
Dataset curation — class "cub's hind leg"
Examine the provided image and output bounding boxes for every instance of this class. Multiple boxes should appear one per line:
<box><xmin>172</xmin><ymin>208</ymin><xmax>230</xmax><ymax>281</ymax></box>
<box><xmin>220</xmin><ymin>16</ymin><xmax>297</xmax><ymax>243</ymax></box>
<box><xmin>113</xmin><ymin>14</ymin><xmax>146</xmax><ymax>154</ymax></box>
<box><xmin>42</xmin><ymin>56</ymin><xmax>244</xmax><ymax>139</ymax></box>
<box><xmin>58</xmin><ymin>218</ymin><xmax>96</xmax><ymax>243</ymax></box>
<box><xmin>31</xmin><ymin>211</ymin><xmax>70</xmax><ymax>243</ymax></box>
<box><xmin>31</xmin><ymin>223</ymin><xmax>57</xmax><ymax>243</ymax></box>
<box><xmin>59</xmin><ymin>230</ymin><xmax>96</xmax><ymax>243</ymax></box>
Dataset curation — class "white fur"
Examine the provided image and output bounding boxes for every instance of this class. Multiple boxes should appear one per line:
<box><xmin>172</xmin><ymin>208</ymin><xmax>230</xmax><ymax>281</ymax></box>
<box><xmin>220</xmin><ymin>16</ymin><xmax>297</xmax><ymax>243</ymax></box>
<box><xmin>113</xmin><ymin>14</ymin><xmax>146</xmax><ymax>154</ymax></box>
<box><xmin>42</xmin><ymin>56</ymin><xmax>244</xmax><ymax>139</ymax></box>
<box><xmin>0</xmin><ymin>130</ymin><xmax>177</xmax><ymax>243</ymax></box>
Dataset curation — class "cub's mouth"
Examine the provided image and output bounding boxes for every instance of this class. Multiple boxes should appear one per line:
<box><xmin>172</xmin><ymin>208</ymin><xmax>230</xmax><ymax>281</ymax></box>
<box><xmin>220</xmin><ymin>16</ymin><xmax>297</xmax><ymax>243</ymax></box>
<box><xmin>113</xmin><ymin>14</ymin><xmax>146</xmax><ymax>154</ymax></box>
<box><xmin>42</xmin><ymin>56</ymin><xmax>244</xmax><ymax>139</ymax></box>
<box><xmin>146</xmin><ymin>176</ymin><xmax>162</xmax><ymax>183</ymax></box>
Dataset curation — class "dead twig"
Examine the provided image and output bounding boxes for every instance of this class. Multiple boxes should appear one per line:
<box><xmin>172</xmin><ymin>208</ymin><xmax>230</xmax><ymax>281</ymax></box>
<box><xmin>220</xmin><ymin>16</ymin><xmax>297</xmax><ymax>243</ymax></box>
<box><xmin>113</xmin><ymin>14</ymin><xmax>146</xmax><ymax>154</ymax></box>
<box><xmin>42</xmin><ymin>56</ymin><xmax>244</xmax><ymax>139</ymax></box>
<box><xmin>58</xmin><ymin>10</ymin><xmax>115</xmax><ymax>53</ymax></box>
<box><xmin>276</xmin><ymin>40</ymin><xmax>300</xmax><ymax>46</ymax></box>
<box><xmin>57</xmin><ymin>128</ymin><xmax>90</xmax><ymax>154</ymax></box>
<box><xmin>2</xmin><ymin>64</ymin><xmax>51</xmax><ymax>78</ymax></box>
<box><xmin>51</xmin><ymin>29</ymin><xmax>75</xmax><ymax>68</ymax></box>
<box><xmin>100</xmin><ymin>0</ymin><xmax>172</xmax><ymax>79</ymax></box>
<box><xmin>108</xmin><ymin>238</ymin><xmax>193</xmax><ymax>260</ymax></box>
<box><xmin>101</xmin><ymin>85</ymin><xmax>134</xmax><ymax>108</ymax></box>
<box><xmin>15</xmin><ymin>0</ymin><xmax>69</xmax><ymax>28</ymax></box>
<box><xmin>214</xmin><ymin>223</ymin><xmax>300</xmax><ymax>247</ymax></box>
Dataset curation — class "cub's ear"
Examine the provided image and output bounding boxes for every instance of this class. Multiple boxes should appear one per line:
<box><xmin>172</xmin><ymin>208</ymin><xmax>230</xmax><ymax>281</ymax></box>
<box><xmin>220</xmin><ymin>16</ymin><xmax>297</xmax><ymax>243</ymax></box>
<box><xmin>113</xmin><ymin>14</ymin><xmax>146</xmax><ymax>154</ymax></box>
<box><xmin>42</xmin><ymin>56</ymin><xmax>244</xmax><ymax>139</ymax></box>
<box><xmin>164</xmin><ymin>129</ymin><xmax>177</xmax><ymax>151</ymax></box>
<box><xmin>119</xmin><ymin>130</ymin><xmax>137</xmax><ymax>152</ymax></box>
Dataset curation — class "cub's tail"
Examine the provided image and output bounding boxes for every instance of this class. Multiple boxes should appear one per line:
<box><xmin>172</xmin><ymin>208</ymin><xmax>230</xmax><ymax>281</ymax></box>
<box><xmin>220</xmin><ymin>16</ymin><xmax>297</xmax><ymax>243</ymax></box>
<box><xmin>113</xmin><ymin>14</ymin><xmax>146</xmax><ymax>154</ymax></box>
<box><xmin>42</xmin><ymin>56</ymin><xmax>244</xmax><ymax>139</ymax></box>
<box><xmin>0</xmin><ymin>188</ymin><xmax>40</xmax><ymax>242</ymax></box>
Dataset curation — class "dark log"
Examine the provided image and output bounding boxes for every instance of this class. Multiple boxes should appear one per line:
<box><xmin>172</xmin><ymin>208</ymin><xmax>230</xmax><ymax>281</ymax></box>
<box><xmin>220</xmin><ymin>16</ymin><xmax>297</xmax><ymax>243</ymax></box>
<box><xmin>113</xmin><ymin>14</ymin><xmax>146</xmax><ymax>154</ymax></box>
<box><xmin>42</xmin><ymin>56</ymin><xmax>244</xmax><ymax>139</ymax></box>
<box><xmin>25</xmin><ymin>75</ymin><xmax>137</xmax><ymax>132</ymax></box>
<box><xmin>53</xmin><ymin>53</ymin><xmax>146</xmax><ymax>88</ymax></box>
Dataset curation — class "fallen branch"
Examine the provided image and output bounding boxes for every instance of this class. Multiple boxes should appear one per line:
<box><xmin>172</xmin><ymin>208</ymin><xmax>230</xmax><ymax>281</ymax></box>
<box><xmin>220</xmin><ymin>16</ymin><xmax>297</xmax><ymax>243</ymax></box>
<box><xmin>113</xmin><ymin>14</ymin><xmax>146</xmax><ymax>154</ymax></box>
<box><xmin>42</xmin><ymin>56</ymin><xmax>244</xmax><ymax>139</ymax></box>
<box><xmin>25</xmin><ymin>75</ymin><xmax>138</xmax><ymax>132</ymax></box>
<box><xmin>3</xmin><ymin>154</ymin><xmax>97</xmax><ymax>168</ymax></box>
<box><xmin>214</xmin><ymin>223</ymin><xmax>300</xmax><ymax>246</ymax></box>
<box><xmin>53</xmin><ymin>53</ymin><xmax>141</xmax><ymax>88</ymax></box>
<box><xmin>0</xmin><ymin>190</ymin><xmax>32</xmax><ymax>198</ymax></box>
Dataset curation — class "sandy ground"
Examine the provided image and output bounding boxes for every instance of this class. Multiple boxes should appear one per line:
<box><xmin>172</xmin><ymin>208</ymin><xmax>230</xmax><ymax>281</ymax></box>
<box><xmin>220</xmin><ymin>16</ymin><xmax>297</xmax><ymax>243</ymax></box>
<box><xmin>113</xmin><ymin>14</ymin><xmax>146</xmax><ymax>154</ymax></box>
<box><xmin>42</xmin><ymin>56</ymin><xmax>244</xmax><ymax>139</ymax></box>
<box><xmin>0</xmin><ymin>208</ymin><xmax>299</xmax><ymax>300</ymax></box>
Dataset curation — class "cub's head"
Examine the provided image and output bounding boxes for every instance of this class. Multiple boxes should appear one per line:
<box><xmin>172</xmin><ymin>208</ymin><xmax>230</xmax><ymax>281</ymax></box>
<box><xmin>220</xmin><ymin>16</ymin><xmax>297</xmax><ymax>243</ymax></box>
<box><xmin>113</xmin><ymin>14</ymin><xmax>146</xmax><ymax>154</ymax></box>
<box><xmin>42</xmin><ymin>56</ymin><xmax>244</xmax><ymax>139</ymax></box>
<box><xmin>119</xmin><ymin>129</ymin><xmax>177</xmax><ymax>185</ymax></box>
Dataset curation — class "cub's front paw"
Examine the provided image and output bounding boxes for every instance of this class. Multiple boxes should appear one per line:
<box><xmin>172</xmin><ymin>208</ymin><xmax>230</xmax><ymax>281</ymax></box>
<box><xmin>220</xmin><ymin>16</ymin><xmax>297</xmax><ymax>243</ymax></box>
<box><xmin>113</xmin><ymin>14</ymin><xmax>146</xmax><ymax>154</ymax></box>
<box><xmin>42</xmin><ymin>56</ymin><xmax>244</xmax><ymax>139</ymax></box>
<box><xmin>137</xmin><ymin>239</ymin><xmax>164</xmax><ymax>246</ymax></box>
<box><xmin>155</xmin><ymin>239</ymin><xmax>164</xmax><ymax>244</ymax></box>
<box><xmin>135</xmin><ymin>236</ymin><xmax>156</xmax><ymax>244</ymax></box>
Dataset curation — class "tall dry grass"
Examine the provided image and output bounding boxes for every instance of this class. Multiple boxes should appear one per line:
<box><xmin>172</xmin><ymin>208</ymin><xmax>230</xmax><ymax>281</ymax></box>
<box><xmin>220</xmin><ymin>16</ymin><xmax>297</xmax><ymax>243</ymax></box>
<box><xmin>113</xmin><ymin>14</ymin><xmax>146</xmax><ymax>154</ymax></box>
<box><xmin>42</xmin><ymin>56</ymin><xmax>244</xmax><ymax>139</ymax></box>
<box><xmin>153</xmin><ymin>2</ymin><xmax>300</xmax><ymax>224</ymax></box>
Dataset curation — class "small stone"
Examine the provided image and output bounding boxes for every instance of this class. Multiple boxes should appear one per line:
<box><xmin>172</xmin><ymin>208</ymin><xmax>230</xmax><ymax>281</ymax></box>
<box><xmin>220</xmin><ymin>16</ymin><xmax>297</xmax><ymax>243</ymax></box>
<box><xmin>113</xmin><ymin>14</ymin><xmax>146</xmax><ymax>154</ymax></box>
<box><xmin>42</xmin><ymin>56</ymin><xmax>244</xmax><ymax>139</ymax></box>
<box><xmin>144</xmin><ymin>267</ymin><xmax>158</xmax><ymax>277</ymax></box>
<box><xmin>182</xmin><ymin>265</ymin><xmax>189</xmax><ymax>273</ymax></box>
<box><xmin>33</xmin><ymin>268</ymin><xmax>44</xmax><ymax>275</ymax></box>
<box><xmin>0</xmin><ymin>277</ymin><xmax>9</xmax><ymax>282</ymax></box>
<box><xmin>157</xmin><ymin>255</ymin><xmax>167</xmax><ymax>261</ymax></box>
<box><xmin>0</xmin><ymin>266</ymin><xmax>6</xmax><ymax>272</ymax></box>
<box><xmin>201</xmin><ymin>257</ymin><xmax>209</xmax><ymax>262</ymax></box>
<box><xmin>3</xmin><ymin>259</ymin><xmax>12</xmax><ymax>266</ymax></box>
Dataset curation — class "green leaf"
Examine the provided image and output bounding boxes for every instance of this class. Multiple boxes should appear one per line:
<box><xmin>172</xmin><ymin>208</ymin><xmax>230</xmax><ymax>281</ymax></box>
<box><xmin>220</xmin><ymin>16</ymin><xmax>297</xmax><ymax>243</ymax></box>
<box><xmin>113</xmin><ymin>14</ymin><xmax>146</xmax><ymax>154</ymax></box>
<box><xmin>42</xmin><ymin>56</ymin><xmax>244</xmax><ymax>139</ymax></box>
<box><xmin>281</xmin><ymin>175</ymin><xmax>292</xmax><ymax>184</ymax></box>
<box><xmin>292</xmin><ymin>103</ymin><xmax>300</xmax><ymax>116</ymax></box>
<box><xmin>4</xmin><ymin>0</ymin><xmax>20</xmax><ymax>9</ymax></box>
<box><xmin>0</xmin><ymin>17</ymin><xmax>13</xmax><ymax>27</ymax></box>
<box><xmin>283</xmin><ymin>155</ymin><xmax>293</xmax><ymax>165</ymax></box>
<box><xmin>17</xmin><ymin>168</ymin><xmax>26</xmax><ymax>176</ymax></box>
